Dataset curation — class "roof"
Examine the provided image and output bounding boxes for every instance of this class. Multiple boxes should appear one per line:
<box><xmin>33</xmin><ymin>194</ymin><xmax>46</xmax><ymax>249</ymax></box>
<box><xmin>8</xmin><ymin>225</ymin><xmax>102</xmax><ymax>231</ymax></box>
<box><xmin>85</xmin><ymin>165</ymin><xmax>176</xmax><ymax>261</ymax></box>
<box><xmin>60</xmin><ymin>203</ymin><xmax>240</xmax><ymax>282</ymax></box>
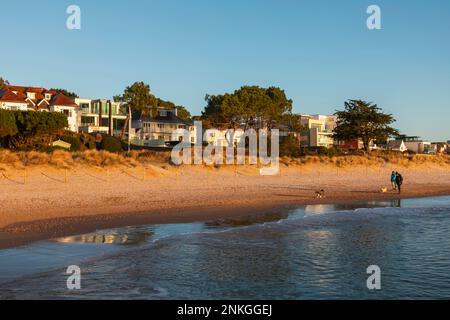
<box><xmin>49</xmin><ymin>94</ymin><xmax>77</xmax><ymax>107</ymax></box>
<box><xmin>0</xmin><ymin>89</ymin><xmax>27</xmax><ymax>103</ymax></box>
<box><xmin>139</xmin><ymin>112</ymin><xmax>188</xmax><ymax>125</ymax></box>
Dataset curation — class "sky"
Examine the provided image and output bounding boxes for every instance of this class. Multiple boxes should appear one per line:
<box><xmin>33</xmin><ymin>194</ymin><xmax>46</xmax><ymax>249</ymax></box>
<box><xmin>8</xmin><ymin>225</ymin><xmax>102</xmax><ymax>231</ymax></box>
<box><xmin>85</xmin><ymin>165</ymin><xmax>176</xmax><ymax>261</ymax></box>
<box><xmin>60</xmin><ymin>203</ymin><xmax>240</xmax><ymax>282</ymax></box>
<box><xmin>1</xmin><ymin>0</ymin><xmax>449</xmax><ymax>141</ymax></box>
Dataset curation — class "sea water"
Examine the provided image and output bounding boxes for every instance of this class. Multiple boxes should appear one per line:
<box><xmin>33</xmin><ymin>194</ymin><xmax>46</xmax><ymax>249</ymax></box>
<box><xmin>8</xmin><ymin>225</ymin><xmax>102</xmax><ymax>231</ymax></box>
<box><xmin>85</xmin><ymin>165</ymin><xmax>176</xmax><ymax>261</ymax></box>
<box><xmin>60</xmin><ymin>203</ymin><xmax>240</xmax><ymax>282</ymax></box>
<box><xmin>0</xmin><ymin>196</ymin><xmax>450</xmax><ymax>299</ymax></box>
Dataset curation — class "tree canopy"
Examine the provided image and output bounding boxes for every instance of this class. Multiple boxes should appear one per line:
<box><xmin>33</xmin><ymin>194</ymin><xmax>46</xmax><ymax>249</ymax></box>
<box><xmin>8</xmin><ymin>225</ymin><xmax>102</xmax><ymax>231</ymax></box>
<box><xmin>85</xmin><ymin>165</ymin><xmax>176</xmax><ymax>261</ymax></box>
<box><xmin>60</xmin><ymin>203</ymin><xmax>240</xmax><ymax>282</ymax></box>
<box><xmin>156</xmin><ymin>98</ymin><xmax>191</xmax><ymax>122</ymax></box>
<box><xmin>202</xmin><ymin>86</ymin><xmax>293</xmax><ymax>129</ymax></box>
<box><xmin>0</xmin><ymin>109</ymin><xmax>18</xmax><ymax>138</ymax></box>
<box><xmin>49</xmin><ymin>88</ymin><xmax>79</xmax><ymax>100</ymax></box>
<box><xmin>333</xmin><ymin>100</ymin><xmax>399</xmax><ymax>151</ymax></box>
<box><xmin>0</xmin><ymin>110</ymin><xmax>68</xmax><ymax>149</ymax></box>
<box><xmin>114</xmin><ymin>81</ymin><xmax>157</xmax><ymax>114</ymax></box>
<box><xmin>0</xmin><ymin>77</ymin><xmax>10</xmax><ymax>89</ymax></box>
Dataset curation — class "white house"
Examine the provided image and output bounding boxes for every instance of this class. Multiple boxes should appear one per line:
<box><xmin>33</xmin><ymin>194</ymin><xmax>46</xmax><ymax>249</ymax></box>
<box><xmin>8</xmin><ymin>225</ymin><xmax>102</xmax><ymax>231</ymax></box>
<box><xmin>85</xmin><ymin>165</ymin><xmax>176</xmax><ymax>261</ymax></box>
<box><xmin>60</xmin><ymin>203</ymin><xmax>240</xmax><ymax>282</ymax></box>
<box><xmin>0</xmin><ymin>90</ymin><xmax>29</xmax><ymax>110</ymax></box>
<box><xmin>0</xmin><ymin>85</ymin><xmax>79</xmax><ymax>132</ymax></box>
<box><xmin>387</xmin><ymin>140</ymin><xmax>408</xmax><ymax>152</ymax></box>
<box><xmin>132</xmin><ymin>107</ymin><xmax>194</xmax><ymax>147</ymax></box>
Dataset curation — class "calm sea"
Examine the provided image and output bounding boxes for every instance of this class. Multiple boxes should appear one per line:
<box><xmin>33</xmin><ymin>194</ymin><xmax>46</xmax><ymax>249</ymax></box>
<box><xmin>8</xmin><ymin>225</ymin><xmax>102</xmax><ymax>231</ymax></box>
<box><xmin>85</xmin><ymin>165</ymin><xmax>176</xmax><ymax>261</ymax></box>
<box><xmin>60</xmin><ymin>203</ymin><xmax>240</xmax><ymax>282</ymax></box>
<box><xmin>1</xmin><ymin>196</ymin><xmax>450</xmax><ymax>299</ymax></box>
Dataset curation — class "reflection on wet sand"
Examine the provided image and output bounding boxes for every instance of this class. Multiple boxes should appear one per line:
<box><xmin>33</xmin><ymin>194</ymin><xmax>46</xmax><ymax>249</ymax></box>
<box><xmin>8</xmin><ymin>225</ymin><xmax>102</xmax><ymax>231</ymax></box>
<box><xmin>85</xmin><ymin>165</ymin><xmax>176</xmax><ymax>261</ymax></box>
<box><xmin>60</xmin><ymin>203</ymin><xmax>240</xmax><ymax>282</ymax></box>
<box><xmin>56</xmin><ymin>229</ymin><xmax>152</xmax><ymax>245</ymax></box>
<box><xmin>304</xmin><ymin>199</ymin><xmax>402</xmax><ymax>214</ymax></box>
<box><xmin>205</xmin><ymin>211</ymin><xmax>289</xmax><ymax>228</ymax></box>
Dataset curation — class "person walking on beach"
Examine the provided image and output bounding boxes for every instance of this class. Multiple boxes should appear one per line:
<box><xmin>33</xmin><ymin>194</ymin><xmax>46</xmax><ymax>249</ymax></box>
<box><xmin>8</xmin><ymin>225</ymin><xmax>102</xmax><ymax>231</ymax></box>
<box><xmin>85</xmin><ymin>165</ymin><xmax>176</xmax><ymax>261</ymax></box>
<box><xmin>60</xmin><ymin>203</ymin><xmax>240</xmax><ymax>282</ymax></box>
<box><xmin>391</xmin><ymin>171</ymin><xmax>397</xmax><ymax>190</ymax></box>
<box><xmin>395</xmin><ymin>172</ymin><xmax>403</xmax><ymax>194</ymax></box>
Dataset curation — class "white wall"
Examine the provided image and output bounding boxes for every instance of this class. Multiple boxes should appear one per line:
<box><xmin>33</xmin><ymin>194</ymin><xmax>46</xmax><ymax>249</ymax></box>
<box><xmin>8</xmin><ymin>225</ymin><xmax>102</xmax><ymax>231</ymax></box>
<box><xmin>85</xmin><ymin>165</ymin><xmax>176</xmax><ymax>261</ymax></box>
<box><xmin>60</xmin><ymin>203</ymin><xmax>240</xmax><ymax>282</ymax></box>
<box><xmin>1</xmin><ymin>102</ymin><xmax>29</xmax><ymax>111</ymax></box>
<box><xmin>50</xmin><ymin>105</ymin><xmax>78</xmax><ymax>132</ymax></box>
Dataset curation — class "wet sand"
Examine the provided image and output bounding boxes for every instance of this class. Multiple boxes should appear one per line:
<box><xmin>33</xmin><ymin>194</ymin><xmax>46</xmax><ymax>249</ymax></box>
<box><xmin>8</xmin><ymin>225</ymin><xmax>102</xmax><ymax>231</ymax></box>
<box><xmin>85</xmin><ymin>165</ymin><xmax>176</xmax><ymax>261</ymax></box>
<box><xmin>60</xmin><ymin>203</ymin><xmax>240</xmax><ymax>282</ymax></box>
<box><xmin>1</xmin><ymin>163</ymin><xmax>450</xmax><ymax>249</ymax></box>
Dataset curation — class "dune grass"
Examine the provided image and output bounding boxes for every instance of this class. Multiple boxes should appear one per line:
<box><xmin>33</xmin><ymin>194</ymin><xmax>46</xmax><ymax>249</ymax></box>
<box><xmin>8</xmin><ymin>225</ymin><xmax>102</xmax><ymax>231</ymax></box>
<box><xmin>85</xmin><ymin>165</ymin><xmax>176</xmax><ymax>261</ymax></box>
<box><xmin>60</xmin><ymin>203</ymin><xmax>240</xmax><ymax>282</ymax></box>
<box><xmin>0</xmin><ymin>149</ymin><xmax>449</xmax><ymax>170</ymax></box>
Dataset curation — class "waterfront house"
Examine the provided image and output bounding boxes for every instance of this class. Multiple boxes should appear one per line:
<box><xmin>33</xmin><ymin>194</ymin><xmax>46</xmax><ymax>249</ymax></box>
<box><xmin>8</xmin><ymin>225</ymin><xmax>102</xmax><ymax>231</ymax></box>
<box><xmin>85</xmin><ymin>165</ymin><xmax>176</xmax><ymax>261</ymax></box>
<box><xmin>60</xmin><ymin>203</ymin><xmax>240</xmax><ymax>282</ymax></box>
<box><xmin>431</xmin><ymin>142</ymin><xmax>448</xmax><ymax>155</ymax></box>
<box><xmin>395</xmin><ymin>136</ymin><xmax>432</xmax><ymax>154</ymax></box>
<box><xmin>0</xmin><ymin>85</ymin><xmax>79</xmax><ymax>132</ymax></box>
<box><xmin>0</xmin><ymin>89</ymin><xmax>29</xmax><ymax>110</ymax></box>
<box><xmin>132</xmin><ymin>107</ymin><xmax>194</xmax><ymax>147</ymax></box>
<box><xmin>75</xmin><ymin>98</ymin><xmax>127</xmax><ymax>136</ymax></box>
<box><xmin>387</xmin><ymin>140</ymin><xmax>408</xmax><ymax>152</ymax></box>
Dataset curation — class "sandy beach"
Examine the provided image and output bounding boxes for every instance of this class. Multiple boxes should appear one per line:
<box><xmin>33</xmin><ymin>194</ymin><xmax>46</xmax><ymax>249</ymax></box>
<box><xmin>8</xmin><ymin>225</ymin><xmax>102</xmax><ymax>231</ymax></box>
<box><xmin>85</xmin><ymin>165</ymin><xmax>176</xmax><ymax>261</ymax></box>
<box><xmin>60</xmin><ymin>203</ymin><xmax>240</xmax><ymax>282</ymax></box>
<box><xmin>1</xmin><ymin>160</ymin><xmax>450</xmax><ymax>249</ymax></box>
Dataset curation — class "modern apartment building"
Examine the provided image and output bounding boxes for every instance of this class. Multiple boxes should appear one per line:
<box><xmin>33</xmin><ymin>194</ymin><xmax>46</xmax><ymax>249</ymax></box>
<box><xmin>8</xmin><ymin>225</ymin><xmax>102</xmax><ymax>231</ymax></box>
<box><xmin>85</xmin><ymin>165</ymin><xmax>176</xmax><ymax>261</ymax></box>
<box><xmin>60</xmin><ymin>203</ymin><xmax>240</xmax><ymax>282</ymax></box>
<box><xmin>0</xmin><ymin>85</ymin><xmax>79</xmax><ymax>132</ymax></box>
<box><xmin>75</xmin><ymin>98</ymin><xmax>127</xmax><ymax>136</ymax></box>
<box><xmin>298</xmin><ymin>114</ymin><xmax>337</xmax><ymax>148</ymax></box>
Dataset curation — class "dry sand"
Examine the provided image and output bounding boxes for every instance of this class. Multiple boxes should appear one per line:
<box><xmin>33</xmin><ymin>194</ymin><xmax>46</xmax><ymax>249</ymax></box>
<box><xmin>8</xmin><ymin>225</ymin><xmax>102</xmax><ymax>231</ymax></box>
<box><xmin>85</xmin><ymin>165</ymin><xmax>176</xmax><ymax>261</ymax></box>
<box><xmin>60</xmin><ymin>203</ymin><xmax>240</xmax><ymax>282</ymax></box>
<box><xmin>1</xmin><ymin>161</ymin><xmax>450</xmax><ymax>249</ymax></box>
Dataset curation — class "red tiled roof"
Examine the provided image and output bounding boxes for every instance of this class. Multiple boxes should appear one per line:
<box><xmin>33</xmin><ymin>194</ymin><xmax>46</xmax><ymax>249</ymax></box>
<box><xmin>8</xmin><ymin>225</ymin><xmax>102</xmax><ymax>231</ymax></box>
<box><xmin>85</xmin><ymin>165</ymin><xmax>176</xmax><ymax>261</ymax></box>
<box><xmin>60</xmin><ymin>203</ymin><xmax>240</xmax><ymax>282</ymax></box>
<box><xmin>0</xmin><ymin>90</ymin><xmax>27</xmax><ymax>103</ymax></box>
<box><xmin>49</xmin><ymin>94</ymin><xmax>77</xmax><ymax>107</ymax></box>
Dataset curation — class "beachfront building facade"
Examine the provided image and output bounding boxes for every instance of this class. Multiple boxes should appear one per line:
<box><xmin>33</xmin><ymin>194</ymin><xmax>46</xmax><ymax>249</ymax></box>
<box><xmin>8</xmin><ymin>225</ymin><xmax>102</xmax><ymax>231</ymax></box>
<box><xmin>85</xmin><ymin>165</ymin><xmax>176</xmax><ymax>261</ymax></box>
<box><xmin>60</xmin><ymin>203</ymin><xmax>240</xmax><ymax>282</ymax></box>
<box><xmin>387</xmin><ymin>140</ymin><xmax>408</xmax><ymax>152</ymax></box>
<box><xmin>131</xmin><ymin>107</ymin><xmax>194</xmax><ymax>147</ymax></box>
<box><xmin>0</xmin><ymin>85</ymin><xmax>79</xmax><ymax>132</ymax></box>
<box><xmin>431</xmin><ymin>142</ymin><xmax>448</xmax><ymax>155</ymax></box>
<box><xmin>395</xmin><ymin>136</ymin><xmax>432</xmax><ymax>154</ymax></box>
<box><xmin>75</xmin><ymin>98</ymin><xmax>127</xmax><ymax>136</ymax></box>
<box><xmin>298</xmin><ymin>114</ymin><xmax>337</xmax><ymax>148</ymax></box>
<box><xmin>204</xmin><ymin>128</ymin><xmax>245</xmax><ymax>147</ymax></box>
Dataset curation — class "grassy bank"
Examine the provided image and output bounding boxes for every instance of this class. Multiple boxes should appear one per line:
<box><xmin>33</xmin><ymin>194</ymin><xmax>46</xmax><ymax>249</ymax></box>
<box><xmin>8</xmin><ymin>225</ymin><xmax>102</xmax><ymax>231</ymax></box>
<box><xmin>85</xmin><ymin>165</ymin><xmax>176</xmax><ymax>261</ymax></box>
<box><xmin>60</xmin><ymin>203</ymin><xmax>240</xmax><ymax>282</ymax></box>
<box><xmin>1</xmin><ymin>149</ymin><xmax>449</xmax><ymax>170</ymax></box>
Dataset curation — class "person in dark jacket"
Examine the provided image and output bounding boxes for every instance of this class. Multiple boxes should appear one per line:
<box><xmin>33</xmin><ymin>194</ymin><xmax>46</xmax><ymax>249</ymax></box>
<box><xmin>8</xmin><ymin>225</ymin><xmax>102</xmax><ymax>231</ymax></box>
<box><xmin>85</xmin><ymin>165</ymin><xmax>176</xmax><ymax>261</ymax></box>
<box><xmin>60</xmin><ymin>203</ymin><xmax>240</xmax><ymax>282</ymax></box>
<box><xmin>391</xmin><ymin>171</ymin><xmax>397</xmax><ymax>190</ymax></box>
<box><xmin>395</xmin><ymin>172</ymin><xmax>403</xmax><ymax>194</ymax></box>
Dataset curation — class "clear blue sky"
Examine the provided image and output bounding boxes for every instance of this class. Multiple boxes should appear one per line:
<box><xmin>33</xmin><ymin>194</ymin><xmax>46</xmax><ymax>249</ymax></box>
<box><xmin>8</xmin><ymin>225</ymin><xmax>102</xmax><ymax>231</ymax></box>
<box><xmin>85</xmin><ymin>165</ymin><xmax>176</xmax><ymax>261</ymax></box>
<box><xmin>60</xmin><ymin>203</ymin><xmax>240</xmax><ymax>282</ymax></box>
<box><xmin>1</xmin><ymin>0</ymin><xmax>449</xmax><ymax>141</ymax></box>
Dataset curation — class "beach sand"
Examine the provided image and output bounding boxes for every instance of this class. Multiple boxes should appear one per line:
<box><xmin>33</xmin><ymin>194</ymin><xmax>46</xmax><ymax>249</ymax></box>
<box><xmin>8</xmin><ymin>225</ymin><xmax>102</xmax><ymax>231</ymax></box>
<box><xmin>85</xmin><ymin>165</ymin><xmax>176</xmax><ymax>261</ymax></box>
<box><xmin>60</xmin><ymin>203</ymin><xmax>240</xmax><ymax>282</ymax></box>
<box><xmin>1</xmin><ymin>162</ymin><xmax>450</xmax><ymax>249</ymax></box>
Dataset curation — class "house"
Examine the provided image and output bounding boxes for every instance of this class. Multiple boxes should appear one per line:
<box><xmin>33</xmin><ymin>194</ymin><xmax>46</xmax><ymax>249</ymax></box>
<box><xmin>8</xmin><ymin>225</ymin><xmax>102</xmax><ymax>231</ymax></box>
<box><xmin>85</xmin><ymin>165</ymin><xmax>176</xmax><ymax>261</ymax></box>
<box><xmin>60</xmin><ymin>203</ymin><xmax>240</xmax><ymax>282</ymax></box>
<box><xmin>431</xmin><ymin>142</ymin><xmax>448</xmax><ymax>155</ymax></box>
<box><xmin>298</xmin><ymin>114</ymin><xmax>337</xmax><ymax>149</ymax></box>
<box><xmin>132</xmin><ymin>107</ymin><xmax>194</xmax><ymax>146</ymax></box>
<box><xmin>387</xmin><ymin>140</ymin><xmax>408</xmax><ymax>152</ymax></box>
<box><xmin>0</xmin><ymin>85</ymin><xmax>79</xmax><ymax>132</ymax></box>
<box><xmin>0</xmin><ymin>89</ymin><xmax>29</xmax><ymax>110</ymax></box>
<box><xmin>75</xmin><ymin>98</ymin><xmax>127</xmax><ymax>136</ymax></box>
<box><xmin>396</xmin><ymin>136</ymin><xmax>432</xmax><ymax>154</ymax></box>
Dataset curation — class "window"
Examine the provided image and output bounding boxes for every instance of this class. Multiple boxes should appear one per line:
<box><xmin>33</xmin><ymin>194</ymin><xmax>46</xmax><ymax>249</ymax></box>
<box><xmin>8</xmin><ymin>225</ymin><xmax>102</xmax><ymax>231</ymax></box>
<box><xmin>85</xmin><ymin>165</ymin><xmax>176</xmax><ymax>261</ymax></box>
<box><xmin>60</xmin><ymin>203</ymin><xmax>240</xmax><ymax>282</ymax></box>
<box><xmin>158</xmin><ymin>124</ymin><xmax>165</xmax><ymax>129</ymax></box>
<box><xmin>45</xmin><ymin>94</ymin><xmax>52</xmax><ymax>100</ymax></box>
<box><xmin>160</xmin><ymin>110</ymin><xmax>167</xmax><ymax>117</ymax></box>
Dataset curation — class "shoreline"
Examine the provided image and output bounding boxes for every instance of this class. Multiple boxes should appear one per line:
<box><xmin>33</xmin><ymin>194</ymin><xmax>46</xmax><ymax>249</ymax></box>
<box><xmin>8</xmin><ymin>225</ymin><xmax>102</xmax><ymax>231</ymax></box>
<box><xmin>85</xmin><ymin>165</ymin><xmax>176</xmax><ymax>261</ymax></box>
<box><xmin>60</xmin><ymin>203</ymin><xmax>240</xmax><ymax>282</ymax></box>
<box><xmin>1</xmin><ymin>187</ymin><xmax>449</xmax><ymax>250</ymax></box>
<box><xmin>1</xmin><ymin>162</ymin><xmax>450</xmax><ymax>250</ymax></box>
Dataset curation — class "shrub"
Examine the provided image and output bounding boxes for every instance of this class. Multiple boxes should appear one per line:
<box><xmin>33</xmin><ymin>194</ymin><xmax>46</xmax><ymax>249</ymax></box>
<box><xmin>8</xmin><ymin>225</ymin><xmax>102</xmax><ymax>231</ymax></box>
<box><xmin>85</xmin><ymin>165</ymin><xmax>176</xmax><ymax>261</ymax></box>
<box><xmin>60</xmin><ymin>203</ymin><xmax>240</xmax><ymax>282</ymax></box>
<box><xmin>0</xmin><ymin>109</ymin><xmax>18</xmax><ymax>138</ymax></box>
<box><xmin>60</xmin><ymin>135</ymin><xmax>82</xmax><ymax>151</ymax></box>
<box><xmin>101</xmin><ymin>136</ymin><xmax>124</xmax><ymax>152</ymax></box>
<box><xmin>279</xmin><ymin>134</ymin><xmax>302</xmax><ymax>157</ymax></box>
<box><xmin>80</xmin><ymin>133</ymin><xmax>96</xmax><ymax>150</ymax></box>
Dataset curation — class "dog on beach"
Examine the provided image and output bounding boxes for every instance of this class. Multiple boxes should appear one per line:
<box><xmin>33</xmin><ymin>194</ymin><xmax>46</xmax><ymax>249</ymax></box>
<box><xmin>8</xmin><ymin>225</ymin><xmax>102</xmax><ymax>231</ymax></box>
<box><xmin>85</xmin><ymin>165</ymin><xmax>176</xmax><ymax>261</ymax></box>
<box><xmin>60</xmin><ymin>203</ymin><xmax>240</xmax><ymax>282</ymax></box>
<box><xmin>380</xmin><ymin>187</ymin><xmax>388</xmax><ymax>193</ymax></box>
<box><xmin>315</xmin><ymin>189</ymin><xmax>325</xmax><ymax>198</ymax></box>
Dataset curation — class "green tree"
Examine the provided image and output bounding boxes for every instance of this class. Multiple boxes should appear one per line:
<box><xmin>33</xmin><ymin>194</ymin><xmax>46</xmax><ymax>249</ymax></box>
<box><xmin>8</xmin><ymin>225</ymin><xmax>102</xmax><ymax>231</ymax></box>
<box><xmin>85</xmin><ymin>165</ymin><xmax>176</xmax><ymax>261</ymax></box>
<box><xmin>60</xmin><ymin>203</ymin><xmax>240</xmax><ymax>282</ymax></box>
<box><xmin>49</xmin><ymin>88</ymin><xmax>79</xmax><ymax>100</ymax></box>
<box><xmin>0</xmin><ymin>109</ymin><xmax>18</xmax><ymax>138</ymax></box>
<box><xmin>202</xmin><ymin>86</ymin><xmax>293</xmax><ymax>129</ymax></box>
<box><xmin>8</xmin><ymin>111</ymin><xmax>68</xmax><ymax>149</ymax></box>
<box><xmin>333</xmin><ymin>100</ymin><xmax>399</xmax><ymax>151</ymax></box>
<box><xmin>114</xmin><ymin>82</ymin><xmax>157</xmax><ymax>114</ymax></box>
<box><xmin>0</xmin><ymin>77</ymin><xmax>10</xmax><ymax>89</ymax></box>
<box><xmin>156</xmin><ymin>98</ymin><xmax>192</xmax><ymax>122</ymax></box>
